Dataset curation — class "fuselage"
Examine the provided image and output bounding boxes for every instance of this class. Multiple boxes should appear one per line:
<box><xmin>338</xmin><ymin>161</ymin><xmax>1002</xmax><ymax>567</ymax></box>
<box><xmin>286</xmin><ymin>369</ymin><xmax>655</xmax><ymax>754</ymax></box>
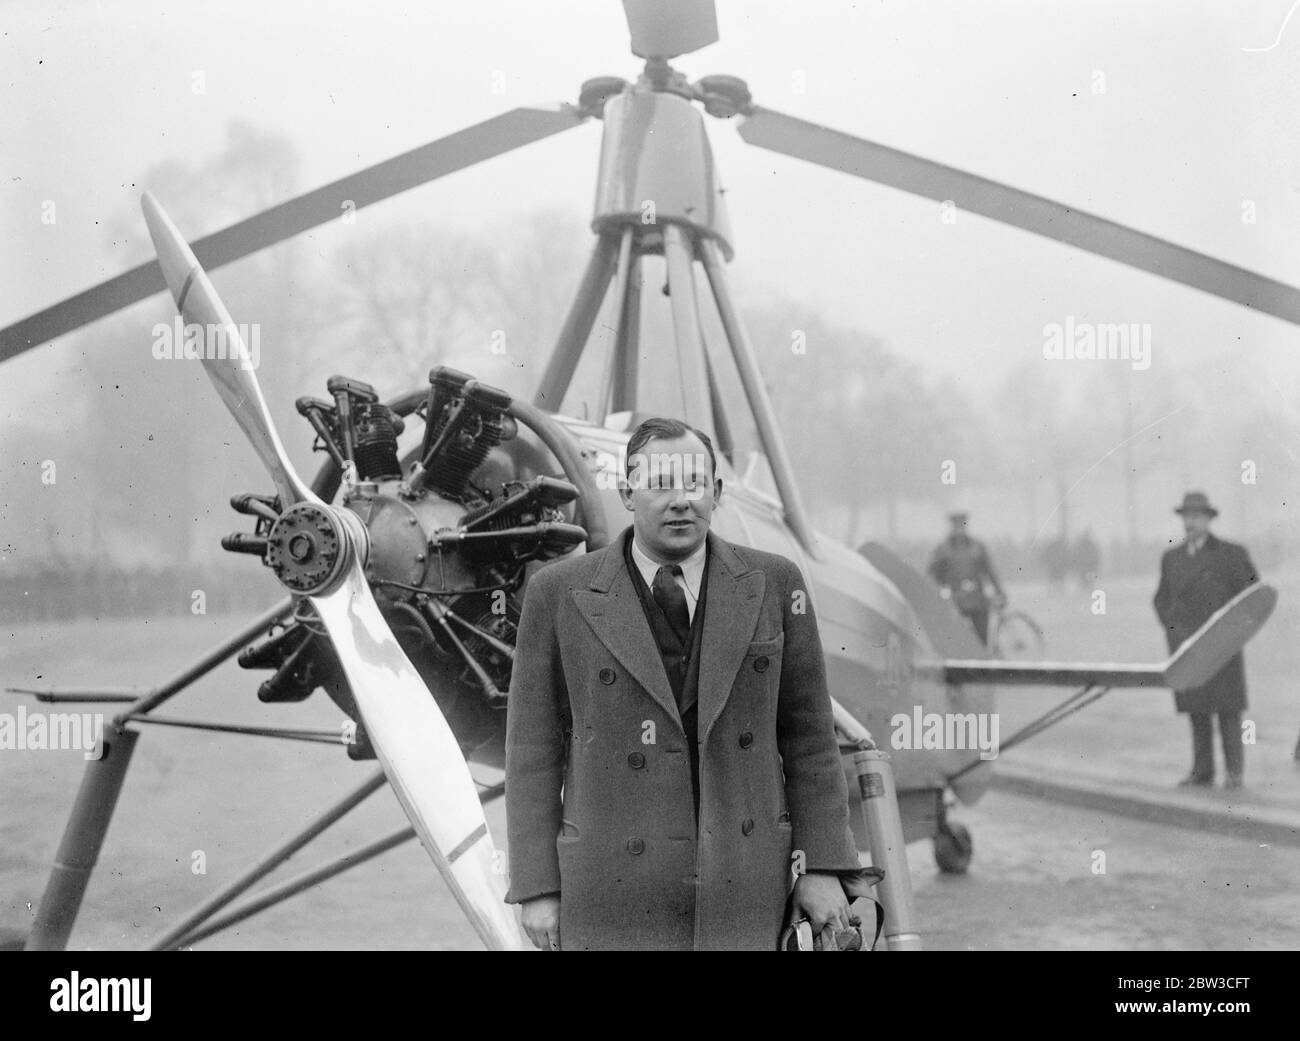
<box><xmin>553</xmin><ymin>415</ymin><xmax>995</xmax><ymax>810</ymax></box>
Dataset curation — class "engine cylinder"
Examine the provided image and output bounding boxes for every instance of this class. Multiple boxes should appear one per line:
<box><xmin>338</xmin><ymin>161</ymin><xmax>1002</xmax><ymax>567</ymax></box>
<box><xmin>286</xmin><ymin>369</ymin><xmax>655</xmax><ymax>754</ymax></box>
<box><xmin>354</xmin><ymin>403</ymin><xmax>402</xmax><ymax>481</ymax></box>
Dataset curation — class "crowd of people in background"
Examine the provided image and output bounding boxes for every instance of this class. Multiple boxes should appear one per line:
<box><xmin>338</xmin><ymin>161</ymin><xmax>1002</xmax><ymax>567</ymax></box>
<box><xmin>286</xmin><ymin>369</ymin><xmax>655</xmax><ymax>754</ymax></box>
<box><xmin>1041</xmin><ymin>529</ymin><xmax>1102</xmax><ymax>591</ymax></box>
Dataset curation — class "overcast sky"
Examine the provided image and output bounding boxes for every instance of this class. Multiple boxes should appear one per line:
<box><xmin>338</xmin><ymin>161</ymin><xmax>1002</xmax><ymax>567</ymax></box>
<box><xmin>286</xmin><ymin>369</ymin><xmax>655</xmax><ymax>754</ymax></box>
<box><xmin>2</xmin><ymin>0</ymin><xmax>1298</xmax><ymax>533</ymax></box>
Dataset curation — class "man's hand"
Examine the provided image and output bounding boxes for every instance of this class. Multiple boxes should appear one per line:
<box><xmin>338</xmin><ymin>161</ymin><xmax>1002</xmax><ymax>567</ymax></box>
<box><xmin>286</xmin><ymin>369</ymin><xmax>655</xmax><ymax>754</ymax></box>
<box><xmin>520</xmin><ymin>894</ymin><xmax>561</xmax><ymax>951</ymax></box>
<box><xmin>791</xmin><ymin>872</ymin><xmax>850</xmax><ymax>936</ymax></box>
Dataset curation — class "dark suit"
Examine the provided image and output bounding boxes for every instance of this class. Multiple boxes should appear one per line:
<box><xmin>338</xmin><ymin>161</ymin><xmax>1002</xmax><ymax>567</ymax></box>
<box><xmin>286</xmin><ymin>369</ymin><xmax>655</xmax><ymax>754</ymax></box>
<box><xmin>1153</xmin><ymin>533</ymin><xmax>1258</xmax><ymax>778</ymax></box>
<box><xmin>504</xmin><ymin>526</ymin><xmax>859</xmax><ymax>950</ymax></box>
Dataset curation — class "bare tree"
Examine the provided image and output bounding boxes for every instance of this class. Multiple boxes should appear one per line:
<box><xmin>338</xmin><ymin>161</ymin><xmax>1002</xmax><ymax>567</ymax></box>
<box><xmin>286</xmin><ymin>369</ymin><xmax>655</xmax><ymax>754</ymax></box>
<box><xmin>71</xmin><ymin>122</ymin><xmax>305</xmax><ymax>566</ymax></box>
<box><xmin>312</xmin><ymin>208</ymin><xmax>588</xmax><ymax>395</ymax></box>
<box><xmin>740</xmin><ymin>299</ymin><xmax>973</xmax><ymax>543</ymax></box>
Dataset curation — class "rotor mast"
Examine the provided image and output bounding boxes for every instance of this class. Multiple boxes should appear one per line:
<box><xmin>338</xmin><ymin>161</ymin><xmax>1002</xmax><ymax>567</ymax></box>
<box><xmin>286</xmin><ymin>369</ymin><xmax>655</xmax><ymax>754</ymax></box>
<box><xmin>531</xmin><ymin>34</ymin><xmax>822</xmax><ymax>555</ymax></box>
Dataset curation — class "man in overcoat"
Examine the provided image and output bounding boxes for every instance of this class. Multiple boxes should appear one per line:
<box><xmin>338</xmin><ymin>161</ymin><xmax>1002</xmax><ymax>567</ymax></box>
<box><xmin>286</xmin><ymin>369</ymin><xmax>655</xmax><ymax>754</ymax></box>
<box><xmin>504</xmin><ymin>417</ymin><xmax>861</xmax><ymax>950</ymax></box>
<box><xmin>1153</xmin><ymin>491</ymin><xmax>1259</xmax><ymax>789</ymax></box>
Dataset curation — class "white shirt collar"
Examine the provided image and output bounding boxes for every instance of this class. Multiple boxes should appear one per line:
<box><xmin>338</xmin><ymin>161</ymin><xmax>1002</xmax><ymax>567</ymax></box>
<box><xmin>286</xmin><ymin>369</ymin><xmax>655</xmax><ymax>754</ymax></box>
<box><xmin>630</xmin><ymin>533</ymin><xmax>708</xmax><ymax>622</ymax></box>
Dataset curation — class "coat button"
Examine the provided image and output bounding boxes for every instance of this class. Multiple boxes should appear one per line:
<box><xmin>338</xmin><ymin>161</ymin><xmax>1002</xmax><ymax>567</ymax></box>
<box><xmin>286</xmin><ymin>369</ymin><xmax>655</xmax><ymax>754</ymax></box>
<box><xmin>627</xmin><ymin>752</ymin><xmax>646</xmax><ymax>769</ymax></box>
<box><xmin>741</xmin><ymin>818</ymin><xmax>755</xmax><ymax>836</ymax></box>
<box><xmin>738</xmin><ymin>731</ymin><xmax>754</xmax><ymax>749</ymax></box>
<box><xmin>599</xmin><ymin>667</ymin><xmax>616</xmax><ymax>685</ymax></box>
<box><xmin>627</xmin><ymin>837</ymin><xmax>645</xmax><ymax>855</ymax></box>
<box><xmin>753</xmin><ymin>656</ymin><xmax>770</xmax><ymax>673</ymax></box>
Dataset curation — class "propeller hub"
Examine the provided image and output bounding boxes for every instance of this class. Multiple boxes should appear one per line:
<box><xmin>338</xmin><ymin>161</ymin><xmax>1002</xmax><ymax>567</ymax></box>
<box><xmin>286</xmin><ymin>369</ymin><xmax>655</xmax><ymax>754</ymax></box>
<box><xmin>266</xmin><ymin>502</ymin><xmax>359</xmax><ymax>595</ymax></box>
<box><xmin>287</xmin><ymin>533</ymin><xmax>315</xmax><ymax>563</ymax></box>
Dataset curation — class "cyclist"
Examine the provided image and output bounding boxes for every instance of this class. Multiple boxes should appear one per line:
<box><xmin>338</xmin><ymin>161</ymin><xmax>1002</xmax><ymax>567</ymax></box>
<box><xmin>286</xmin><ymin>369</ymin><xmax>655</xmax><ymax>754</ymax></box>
<box><xmin>928</xmin><ymin>510</ymin><xmax>1006</xmax><ymax>645</ymax></box>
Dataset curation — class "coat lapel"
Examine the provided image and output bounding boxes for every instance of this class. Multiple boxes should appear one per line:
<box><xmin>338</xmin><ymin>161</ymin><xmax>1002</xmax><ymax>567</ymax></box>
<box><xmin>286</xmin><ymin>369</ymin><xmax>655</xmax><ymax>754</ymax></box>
<box><xmin>569</xmin><ymin>528</ymin><xmax>767</xmax><ymax>742</ymax></box>
<box><xmin>697</xmin><ymin>532</ymin><xmax>765</xmax><ymax>744</ymax></box>
<box><xmin>571</xmin><ymin>529</ymin><xmax>682</xmax><ymax>731</ymax></box>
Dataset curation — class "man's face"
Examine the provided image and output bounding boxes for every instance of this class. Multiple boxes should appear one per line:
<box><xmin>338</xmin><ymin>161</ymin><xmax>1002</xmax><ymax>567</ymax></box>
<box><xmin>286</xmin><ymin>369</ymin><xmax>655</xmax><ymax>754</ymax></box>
<box><xmin>620</xmin><ymin>433</ymin><xmax>721</xmax><ymax>562</ymax></box>
<box><xmin>1183</xmin><ymin>511</ymin><xmax>1212</xmax><ymax>540</ymax></box>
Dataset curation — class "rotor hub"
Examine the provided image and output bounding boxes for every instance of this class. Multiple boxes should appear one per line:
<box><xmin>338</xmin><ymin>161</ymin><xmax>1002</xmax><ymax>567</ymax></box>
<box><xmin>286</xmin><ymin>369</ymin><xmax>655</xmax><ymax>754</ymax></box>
<box><xmin>695</xmin><ymin>74</ymin><xmax>752</xmax><ymax>119</ymax></box>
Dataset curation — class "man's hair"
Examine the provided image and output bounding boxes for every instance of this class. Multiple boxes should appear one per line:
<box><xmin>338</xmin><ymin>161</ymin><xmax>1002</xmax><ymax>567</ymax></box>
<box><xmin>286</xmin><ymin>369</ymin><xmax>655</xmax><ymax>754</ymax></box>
<box><xmin>624</xmin><ymin>417</ymin><xmax>717</xmax><ymax>482</ymax></box>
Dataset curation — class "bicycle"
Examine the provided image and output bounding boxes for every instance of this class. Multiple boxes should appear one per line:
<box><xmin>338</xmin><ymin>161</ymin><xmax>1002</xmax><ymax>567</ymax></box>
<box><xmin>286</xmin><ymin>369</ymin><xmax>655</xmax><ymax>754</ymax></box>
<box><xmin>936</xmin><ymin>583</ymin><xmax>1045</xmax><ymax>658</ymax></box>
<box><xmin>990</xmin><ymin>599</ymin><xmax>1045</xmax><ymax>660</ymax></box>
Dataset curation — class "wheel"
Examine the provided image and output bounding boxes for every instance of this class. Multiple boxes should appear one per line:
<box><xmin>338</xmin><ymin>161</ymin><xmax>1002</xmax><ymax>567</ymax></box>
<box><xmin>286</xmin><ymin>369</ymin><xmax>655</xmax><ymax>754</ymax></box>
<box><xmin>934</xmin><ymin>822</ymin><xmax>973</xmax><ymax>874</ymax></box>
<box><xmin>994</xmin><ymin>609</ymin><xmax>1044</xmax><ymax>660</ymax></box>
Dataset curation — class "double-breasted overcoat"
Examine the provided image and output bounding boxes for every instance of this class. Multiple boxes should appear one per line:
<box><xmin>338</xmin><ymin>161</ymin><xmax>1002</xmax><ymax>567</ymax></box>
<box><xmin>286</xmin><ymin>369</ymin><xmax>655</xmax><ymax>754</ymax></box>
<box><xmin>504</xmin><ymin>526</ymin><xmax>859</xmax><ymax>950</ymax></box>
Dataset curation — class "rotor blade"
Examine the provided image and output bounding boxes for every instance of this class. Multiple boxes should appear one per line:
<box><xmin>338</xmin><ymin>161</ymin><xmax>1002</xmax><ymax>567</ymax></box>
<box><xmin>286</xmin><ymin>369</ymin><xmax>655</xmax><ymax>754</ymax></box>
<box><xmin>739</xmin><ymin>106</ymin><xmax>1300</xmax><ymax>326</ymax></box>
<box><xmin>1</xmin><ymin>105</ymin><xmax>586</xmax><ymax>362</ymax></box>
<box><xmin>141</xmin><ymin>192</ymin><xmax>312</xmax><ymax>507</ymax></box>
<box><xmin>311</xmin><ymin>562</ymin><xmax>524</xmax><ymax>951</ymax></box>
<box><xmin>623</xmin><ymin>0</ymin><xmax>718</xmax><ymax>59</ymax></box>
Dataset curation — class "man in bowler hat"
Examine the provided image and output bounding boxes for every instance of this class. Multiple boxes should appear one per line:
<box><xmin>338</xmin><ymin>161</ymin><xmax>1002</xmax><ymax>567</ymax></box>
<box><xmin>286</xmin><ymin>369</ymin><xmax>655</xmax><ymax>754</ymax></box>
<box><xmin>1153</xmin><ymin>492</ymin><xmax>1259</xmax><ymax>789</ymax></box>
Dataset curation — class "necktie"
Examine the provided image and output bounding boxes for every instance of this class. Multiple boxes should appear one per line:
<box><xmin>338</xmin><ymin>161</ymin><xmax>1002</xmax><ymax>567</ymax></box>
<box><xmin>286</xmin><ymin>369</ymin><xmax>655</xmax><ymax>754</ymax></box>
<box><xmin>652</xmin><ymin>564</ymin><xmax>691</xmax><ymax>644</ymax></box>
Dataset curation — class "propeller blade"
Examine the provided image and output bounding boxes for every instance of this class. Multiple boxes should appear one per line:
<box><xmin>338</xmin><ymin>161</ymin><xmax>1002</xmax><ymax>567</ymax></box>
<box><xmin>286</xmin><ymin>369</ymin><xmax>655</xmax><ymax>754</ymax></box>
<box><xmin>311</xmin><ymin>563</ymin><xmax>524</xmax><ymax>950</ymax></box>
<box><xmin>623</xmin><ymin>0</ymin><xmax>718</xmax><ymax>59</ymax></box>
<box><xmin>145</xmin><ymin>188</ymin><xmax>521</xmax><ymax>948</ymax></box>
<box><xmin>739</xmin><ymin>106</ymin><xmax>1300</xmax><ymax>326</ymax></box>
<box><xmin>141</xmin><ymin>192</ymin><xmax>312</xmax><ymax>507</ymax></box>
<box><xmin>2</xmin><ymin>105</ymin><xmax>586</xmax><ymax>362</ymax></box>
